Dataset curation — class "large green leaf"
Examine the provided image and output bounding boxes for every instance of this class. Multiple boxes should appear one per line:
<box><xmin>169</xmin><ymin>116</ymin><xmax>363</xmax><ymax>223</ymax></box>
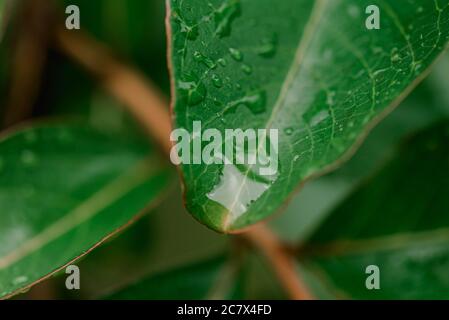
<box><xmin>167</xmin><ymin>0</ymin><xmax>449</xmax><ymax>232</ymax></box>
<box><xmin>0</xmin><ymin>123</ymin><xmax>173</xmax><ymax>299</ymax></box>
<box><xmin>106</xmin><ymin>255</ymin><xmax>244</xmax><ymax>299</ymax></box>
<box><xmin>300</xmin><ymin>121</ymin><xmax>449</xmax><ymax>299</ymax></box>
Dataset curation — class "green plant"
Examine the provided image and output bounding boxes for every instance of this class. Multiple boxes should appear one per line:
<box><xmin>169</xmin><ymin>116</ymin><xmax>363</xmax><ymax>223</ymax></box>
<box><xmin>1</xmin><ymin>0</ymin><xmax>449</xmax><ymax>300</ymax></box>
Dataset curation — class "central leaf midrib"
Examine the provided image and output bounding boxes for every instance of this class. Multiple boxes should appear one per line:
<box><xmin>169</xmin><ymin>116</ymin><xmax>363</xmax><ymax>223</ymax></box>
<box><xmin>223</xmin><ymin>0</ymin><xmax>328</xmax><ymax>229</ymax></box>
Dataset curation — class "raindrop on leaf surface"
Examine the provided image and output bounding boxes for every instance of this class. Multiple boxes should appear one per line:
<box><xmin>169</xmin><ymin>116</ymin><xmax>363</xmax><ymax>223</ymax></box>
<box><xmin>213</xmin><ymin>0</ymin><xmax>241</xmax><ymax>38</ymax></box>
<box><xmin>193</xmin><ymin>51</ymin><xmax>216</xmax><ymax>69</ymax></box>
<box><xmin>229</xmin><ymin>47</ymin><xmax>243</xmax><ymax>61</ymax></box>
<box><xmin>211</xmin><ymin>74</ymin><xmax>223</xmax><ymax>88</ymax></box>
<box><xmin>179</xmin><ymin>73</ymin><xmax>207</xmax><ymax>106</ymax></box>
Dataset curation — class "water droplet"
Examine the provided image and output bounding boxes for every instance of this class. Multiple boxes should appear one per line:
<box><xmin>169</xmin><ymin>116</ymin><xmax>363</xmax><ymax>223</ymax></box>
<box><xmin>172</xmin><ymin>9</ymin><xmax>199</xmax><ymax>40</ymax></box>
<box><xmin>12</xmin><ymin>276</ymin><xmax>28</xmax><ymax>285</ymax></box>
<box><xmin>217</xmin><ymin>58</ymin><xmax>227</xmax><ymax>67</ymax></box>
<box><xmin>326</xmin><ymin>91</ymin><xmax>336</xmax><ymax>106</ymax></box>
<box><xmin>391</xmin><ymin>53</ymin><xmax>400</xmax><ymax>62</ymax></box>
<box><xmin>21</xmin><ymin>150</ymin><xmax>38</xmax><ymax>166</ymax></box>
<box><xmin>241</xmin><ymin>64</ymin><xmax>252</xmax><ymax>75</ymax></box>
<box><xmin>310</xmin><ymin>110</ymin><xmax>330</xmax><ymax>127</ymax></box>
<box><xmin>211</xmin><ymin>74</ymin><xmax>223</xmax><ymax>88</ymax></box>
<box><xmin>256</xmin><ymin>34</ymin><xmax>278</xmax><ymax>58</ymax></box>
<box><xmin>390</xmin><ymin>47</ymin><xmax>400</xmax><ymax>63</ymax></box>
<box><xmin>178</xmin><ymin>73</ymin><xmax>207</xmax><ymax>106</ymax></box>
<box><xmin>414</xmin><ymin>63</ymin><xmax>423</xmax><ymax>73</ymax></box>
<box><xmin>284</xmin><ymin>127</ymin><xmax>294</xmax><ymax>136</ymax></box>
<box><xmin>193</xmin><ymin>51</ymin><xmax>216</xmax><ymax>69</ymax></box>
<box><xmin>213</xmin><ymin>0</ymin><xmax>241</xmax><ymax>38</ymax></box>
<box><xmin>229</xmin><ymin>47</ymin><xmax>243</xmax><ymax>61</ymax></box>
<box><xmin>293</xmin><ymin>155</ymin><xmax>299</xmax><ymax>162</ymax></box>
<box><xmin>207</xmin><ymin>165</ymin><xmax>274</xmax><ymax>227</ymax></box>
<box><xmin>226</xmin><ymin>90</ymin><xmax>267</xmax><ymax>114</ymax></box>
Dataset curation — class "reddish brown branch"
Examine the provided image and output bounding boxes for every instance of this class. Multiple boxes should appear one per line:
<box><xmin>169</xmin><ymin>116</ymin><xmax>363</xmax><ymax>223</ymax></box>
<box><xmin>244</xmin><ymin>224</ymin><xmax>314</xmax><ymax>300</ymax></box>
<box><xmin>53</xmin><ymin>26</ymin><xmax>172</xmax><ymax>155</ymax></box>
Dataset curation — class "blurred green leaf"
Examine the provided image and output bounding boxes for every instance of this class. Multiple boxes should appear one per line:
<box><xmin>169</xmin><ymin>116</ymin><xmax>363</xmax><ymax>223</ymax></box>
<box><xmin>52</xmin><ymin>185</ymin><xmax>228</xmax><ymax>300</ymax></box>
<box><xmin>39</xmin><ymin>0</ymin><xmax>168</xmax><ymax>122</ymax></box>
<box><xmin>0</xmin><ymin>0</ymin><xmax>12</xmax><ymax>43</ymax></box>
<box><xmin>300</xmin><ymin>121</ymin><xmax>449</xmax><ymax>299</ymax></box>
<box><xmin>106</xmin><ymin>255</ymin><xmax>244</xmax><ymax>300</ymax></box>
<box><xmin>0</xmin><ymin>123</ymin><xmax>174</xmax><ymax>299</ymax></box>
<box><xmin>167</xmin><ymin>0</ymin><xmax>449</xmax><ymax>232</ymax></box>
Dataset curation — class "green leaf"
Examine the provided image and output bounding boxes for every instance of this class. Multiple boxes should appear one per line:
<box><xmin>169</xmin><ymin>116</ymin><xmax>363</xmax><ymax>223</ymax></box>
<box><xmin>167</xmin><ymin>0</ymin><xmax>449</xmax><ymax>232</ymax></box>
<box><xmin>271</xmin><ymin>53</ymin><xmax>449</xmax><ymax>242</ymax></box>
<box><xmin>300</xmin><ymin>121</ymin><xmax>449</xmax><ymax>299</ymax></box>
<box><xmin>105</xmin><ymin>255</ymin><xmax>244</xmax><ymax>299</ymax></box>
<box><xmin>0</xmin><ymin>123</ymin><xmax>173</xmax><ymax>299</ymax></box>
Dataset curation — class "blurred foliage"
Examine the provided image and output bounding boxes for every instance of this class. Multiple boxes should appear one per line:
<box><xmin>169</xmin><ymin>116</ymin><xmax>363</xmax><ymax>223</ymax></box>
<box><xmin>302</xmin><ymin>120</ymin><xmax>449</xmax><ymax>299</ymax></box>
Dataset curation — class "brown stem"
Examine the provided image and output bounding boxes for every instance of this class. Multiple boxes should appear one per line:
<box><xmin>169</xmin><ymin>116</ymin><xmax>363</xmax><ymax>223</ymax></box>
<box><xmin>54</xmin><ymin>24</ymin><xmax>313</xmax><ymax>300</ymax></box>
<box><xmin>4</xmin><ymin>0</ymin><xmax>55</xmax><ymax>127</ymax></box>
<box><xmin>244</xmin><ymin>224</ymin><xmax>314</xmax><ymax>300</ymax></box>
<box><xmin>53</xmin><ymin>26</ymin><xmax>172</xmax><ymax>155</ymax></box>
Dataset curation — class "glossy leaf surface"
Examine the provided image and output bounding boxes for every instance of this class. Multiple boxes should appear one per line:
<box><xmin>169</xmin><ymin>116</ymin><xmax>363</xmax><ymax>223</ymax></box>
<box><xmin>167</xmin><ymin>0</ymin><xmax>449</xmax><ymax>232</ymax></box>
